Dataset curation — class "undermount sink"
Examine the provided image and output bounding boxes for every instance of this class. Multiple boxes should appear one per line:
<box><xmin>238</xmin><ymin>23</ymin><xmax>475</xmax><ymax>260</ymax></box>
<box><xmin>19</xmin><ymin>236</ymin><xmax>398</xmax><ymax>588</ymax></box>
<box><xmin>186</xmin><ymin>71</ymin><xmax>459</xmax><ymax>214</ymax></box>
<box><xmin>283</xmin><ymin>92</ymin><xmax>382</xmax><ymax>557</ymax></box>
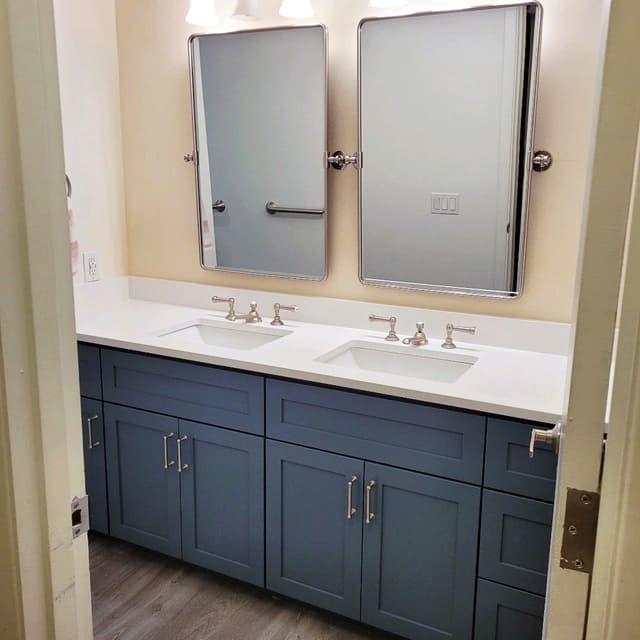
<box><xmin>157</xmin><ymin>318</ymin><xmax>291</xmax><ymax>350</ymax></box>
<box><xmin>317</xmin><ymin>340</ymin><xmax>477</xmax><ymax>383</ymax></box>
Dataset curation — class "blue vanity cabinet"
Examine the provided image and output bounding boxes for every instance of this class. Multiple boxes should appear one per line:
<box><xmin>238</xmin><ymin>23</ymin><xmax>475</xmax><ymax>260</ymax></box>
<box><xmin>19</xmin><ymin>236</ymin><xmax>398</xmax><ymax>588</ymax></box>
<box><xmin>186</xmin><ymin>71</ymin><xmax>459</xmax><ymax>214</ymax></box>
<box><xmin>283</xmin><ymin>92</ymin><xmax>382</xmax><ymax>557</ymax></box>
<box><xmin>179</xmin><ymin>420</ymin><xmax>265</xmax><ymax>587</ymax></box>
<box><xmin>361</xmin><ymin>463</ymin><xmax>481</xmax><ymax>640</ymax></box>
<box><xmin>80</xmin><ymin>397</ymin><xmax>109</xmax><ymax>534</ymax></box>
<box><xmin>104</xmin><ymin>403</ymin><xmax>182</xmax><ymax>558</ymax></box>
<box><xmin>475</xmin><ymin>580</ymin><xmax>545</xmax><ymax>640</ymax></box>
<box><xmin>266</xmin><ymin>440</ymin><xmax>365</xmax><ymax>620</ymax></box>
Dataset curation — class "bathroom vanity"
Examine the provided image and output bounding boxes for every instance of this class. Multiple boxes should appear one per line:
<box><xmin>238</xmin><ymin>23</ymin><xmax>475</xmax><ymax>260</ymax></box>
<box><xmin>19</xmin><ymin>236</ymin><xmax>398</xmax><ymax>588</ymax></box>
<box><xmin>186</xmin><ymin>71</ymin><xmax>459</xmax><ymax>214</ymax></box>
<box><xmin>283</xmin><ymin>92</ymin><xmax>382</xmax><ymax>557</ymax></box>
<box><xmin>76</xmin><ymin>279</ymin><xmax>562</xmax><ymax>640</ymax></box>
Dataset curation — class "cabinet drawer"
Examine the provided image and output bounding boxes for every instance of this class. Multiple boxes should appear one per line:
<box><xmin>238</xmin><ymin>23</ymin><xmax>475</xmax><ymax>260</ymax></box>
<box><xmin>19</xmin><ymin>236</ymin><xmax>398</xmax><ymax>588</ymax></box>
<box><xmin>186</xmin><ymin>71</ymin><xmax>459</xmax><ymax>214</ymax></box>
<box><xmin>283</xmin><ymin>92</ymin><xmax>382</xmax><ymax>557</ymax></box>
<box><xmin>101</xmin><ymin>348</ymin><xmax>264</xmax><ymax>435</ymax></box>
<box><xmin>78</xmin><ymin>343</ymin><xmax>102</xmax><ymax>399</ymax></box>
<box><xmin>475</xmin><ymin>579</ymin><xmax>544</xmax><ymax>640</ymax></box>
<box><xmin>485</xmin><ymin>418</ymin><xmax>557</xmax><ymax>501</ymax></box>
<box><xmin>479</xmin><ymin>490</ymin><xmax>552</xmax><ymax>595</ymax></box>
<box><xmin>267</xmin><ymin>379</ymin><xmax>485</xmax><ymax>483</ymax></box>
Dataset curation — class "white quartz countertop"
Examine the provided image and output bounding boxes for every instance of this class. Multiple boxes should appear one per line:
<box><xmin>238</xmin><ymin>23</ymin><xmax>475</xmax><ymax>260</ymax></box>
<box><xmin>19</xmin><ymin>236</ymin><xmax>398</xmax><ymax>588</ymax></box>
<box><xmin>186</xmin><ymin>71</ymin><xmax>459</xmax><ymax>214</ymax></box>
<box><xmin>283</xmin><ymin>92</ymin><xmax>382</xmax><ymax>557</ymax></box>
<box><xmin>74</xmin><ymin>278</ymin><xmax>569</xmax><ymax>424</ymax></box>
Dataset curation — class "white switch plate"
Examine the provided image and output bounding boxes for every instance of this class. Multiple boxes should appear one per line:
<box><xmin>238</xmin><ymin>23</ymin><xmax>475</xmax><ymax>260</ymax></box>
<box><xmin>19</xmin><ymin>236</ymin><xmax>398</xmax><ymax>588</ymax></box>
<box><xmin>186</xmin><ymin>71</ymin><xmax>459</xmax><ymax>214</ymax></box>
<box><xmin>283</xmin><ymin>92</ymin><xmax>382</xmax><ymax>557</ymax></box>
<box><xmin>83</xmin><ymin>251</ymin><xmax>100</xmax><ymax>282</ymax></box>
<box><xmin>431</xmin><ymin>193</ymin><xmax>460</xmax><ymax>215</ymax></box>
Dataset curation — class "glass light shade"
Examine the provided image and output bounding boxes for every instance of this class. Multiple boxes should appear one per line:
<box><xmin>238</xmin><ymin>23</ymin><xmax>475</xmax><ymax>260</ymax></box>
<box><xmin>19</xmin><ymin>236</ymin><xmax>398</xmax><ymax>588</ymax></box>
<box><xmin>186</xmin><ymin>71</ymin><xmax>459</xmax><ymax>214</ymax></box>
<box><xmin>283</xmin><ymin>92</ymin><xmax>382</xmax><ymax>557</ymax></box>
<box><xmin>232</xmin><ymin>0</ymin><xmax>257</xmax><ymax>17</ymax></box>
<box><xmin>186</xmin><ymin>0</ymin><xmax>219</xmax><ymax>26</ymax></box>
<box><xmin>279</xmin><ymin>0</ymin><xmax>315</xmax><ymax>18</ymax></box>
<box><xmin>369</xmin><ymin>0</ymin><xmax>409</xmax><ymax>6</ymax></box>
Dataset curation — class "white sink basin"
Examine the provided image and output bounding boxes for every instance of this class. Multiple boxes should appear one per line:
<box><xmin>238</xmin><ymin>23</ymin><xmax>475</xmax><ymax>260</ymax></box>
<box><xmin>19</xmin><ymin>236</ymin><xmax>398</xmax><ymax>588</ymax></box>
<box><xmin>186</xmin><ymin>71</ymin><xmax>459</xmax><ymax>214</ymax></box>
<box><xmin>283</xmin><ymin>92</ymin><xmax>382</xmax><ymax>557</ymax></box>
<box><xmin>318</xmin><ymin>340</ymin><xmax>477</xmax><ymax>383</ymax></box>
<box><xmin>157</xmin><ymin>318</ymin><xmax>291</xmax><ymax>351</ymax></box>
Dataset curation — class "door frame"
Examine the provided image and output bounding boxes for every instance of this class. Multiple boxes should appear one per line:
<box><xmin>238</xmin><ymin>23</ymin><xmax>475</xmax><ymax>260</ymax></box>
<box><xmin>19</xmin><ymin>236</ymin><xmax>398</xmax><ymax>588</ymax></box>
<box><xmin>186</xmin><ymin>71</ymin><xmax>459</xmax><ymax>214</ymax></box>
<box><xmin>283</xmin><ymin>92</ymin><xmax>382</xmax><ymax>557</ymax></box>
<box><xmin>543</xmin><ymin>0</ymin><xmax>640</xmax><ymax>637</ymax></box>
<box><xmin>0</xmin><ymin>0</ymin><xmax>92</xmax><ymax>638</ymax></box>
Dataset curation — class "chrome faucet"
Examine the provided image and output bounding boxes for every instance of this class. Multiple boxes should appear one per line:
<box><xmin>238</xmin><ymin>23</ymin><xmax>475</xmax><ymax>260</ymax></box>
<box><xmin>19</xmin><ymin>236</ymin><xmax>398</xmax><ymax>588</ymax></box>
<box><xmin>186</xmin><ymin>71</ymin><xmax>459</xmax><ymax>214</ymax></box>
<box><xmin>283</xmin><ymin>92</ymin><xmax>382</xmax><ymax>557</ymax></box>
<box><xmin>369</xmin><ymin>314</ymin><xmax>399</xmax><ymax>342</ymax></box>
<box><xmin>403</xmin><ymin>322</ymin><xmax>428</xmax><ymax>346</ymax></box>
<box><xmin>236</xmin><ymin>301</ymin><xmax>262</xmax><ymax>324</ymax></box>
<box><xmin>211</xmin><ymin>296</ymin><xmax>236</xmax><ymax>321</ymax></box>
<box><xmin>441</xmin><ymin>323</ymin><xmax>477</xmax><ymax>349</ymax></box>
<box><xmin>271</xmin><ymin>303</ymin><xmax>299</xmax><ymax>326</ymax></box>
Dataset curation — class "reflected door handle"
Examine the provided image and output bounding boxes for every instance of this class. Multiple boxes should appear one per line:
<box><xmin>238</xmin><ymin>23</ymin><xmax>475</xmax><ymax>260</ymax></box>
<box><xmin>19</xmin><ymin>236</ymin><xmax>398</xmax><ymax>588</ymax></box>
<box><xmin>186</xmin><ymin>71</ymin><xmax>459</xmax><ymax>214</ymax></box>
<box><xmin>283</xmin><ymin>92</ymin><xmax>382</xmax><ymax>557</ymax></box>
<box><xmin>212</xmin><ymin>199</ymin><xmax>226</xmax><ymax>213</ymax></box>
<box><xmin>529</xmin><ymin>423</ymin><xmax>562</xmax><ymax>459</ymax></box>
<box><xmin>265</xmin><ymin>201</ymin><xmax>324</xmax><ymax>216</ymax></box>
<box><xmin>87</xmin><ymin>415</ymin><xmax>100</xmax><ymax>449</ymax></box>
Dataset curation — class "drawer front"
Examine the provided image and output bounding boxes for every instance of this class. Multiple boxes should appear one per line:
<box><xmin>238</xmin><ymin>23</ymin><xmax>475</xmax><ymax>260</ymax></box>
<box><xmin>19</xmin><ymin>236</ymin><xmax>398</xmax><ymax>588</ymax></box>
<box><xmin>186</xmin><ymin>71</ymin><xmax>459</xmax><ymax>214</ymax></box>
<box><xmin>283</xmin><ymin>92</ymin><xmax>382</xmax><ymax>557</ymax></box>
<box><xmin>101</xmin><ymin>348</ymin><xmax>264</xmax><ymax>435</ymax></box>
<box><xmin>479</xmin><ymin>490</ymin><xmax>553</xmax><ymax>595</ymax></box>
<box><xmin>475</xmin><ymin>580</ymin><xmax>544</xmax><ymax>640</ymax></box>
<box><xmin>485</xmin><ymin>418</ymin><xmax>557</xmax><ymax>501</ymax></box>
<box><xmin>78</xmin><ymin>343</ymin><xmax>102</xmax><ymax>399</ymax></box>
<box><xmin>267</xmin><ymin>379</ymin><xmax>485</xmax><ymax>483</ymax></box>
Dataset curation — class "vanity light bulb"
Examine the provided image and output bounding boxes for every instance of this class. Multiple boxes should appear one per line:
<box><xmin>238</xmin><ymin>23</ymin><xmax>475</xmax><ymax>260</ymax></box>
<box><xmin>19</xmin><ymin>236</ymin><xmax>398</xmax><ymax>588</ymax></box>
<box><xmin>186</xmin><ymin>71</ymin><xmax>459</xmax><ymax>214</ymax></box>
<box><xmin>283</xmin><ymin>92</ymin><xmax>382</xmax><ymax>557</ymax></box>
<box><xmin>185</xmin><ymin>0</ymin><xmax>219</xmax><ymax>26</ymax></box>
<box><xmin>279</xmin><ymin>0</ymin><xmax>315</xmax><ymax>18</ymax></box>
<box><xmin>232</xmin><ymin>0</ymin><xmax>257</xmax><ymax>17</ymax></box>
<box><xmin>369</xmin><ymin>0</ymin><xmax>408</xmax><ymax>6</ymax></box>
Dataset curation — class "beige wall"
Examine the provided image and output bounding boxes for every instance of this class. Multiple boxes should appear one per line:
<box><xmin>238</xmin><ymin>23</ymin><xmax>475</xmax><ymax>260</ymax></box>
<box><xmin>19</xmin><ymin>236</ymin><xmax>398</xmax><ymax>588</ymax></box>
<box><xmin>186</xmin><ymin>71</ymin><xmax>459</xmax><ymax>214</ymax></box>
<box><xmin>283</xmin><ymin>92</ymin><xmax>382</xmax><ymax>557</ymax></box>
<box><xmin>54</xmin><ymin>0</ymin><xmax>127</xmax><ymax>280</ymax></box>
<box><xmin>116</xmin><ymin>0</ymin><xmax>607</xmax><ymax>322</ymax></box>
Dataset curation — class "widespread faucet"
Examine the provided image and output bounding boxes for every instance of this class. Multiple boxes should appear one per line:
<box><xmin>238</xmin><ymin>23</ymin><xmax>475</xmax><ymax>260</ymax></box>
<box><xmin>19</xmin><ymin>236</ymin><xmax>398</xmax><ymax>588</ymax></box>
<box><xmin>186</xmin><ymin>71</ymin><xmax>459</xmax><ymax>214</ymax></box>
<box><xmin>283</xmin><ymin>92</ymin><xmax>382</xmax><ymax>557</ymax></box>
<box><xmin>369</xmin><ymin>314</ymin><xmax>399</xmax><ymax>342</ymax></box>
<box><xmin>403</xmin><ymin>322</ymin><xmax>428</xmax><ymax>346</ymax></box>
<box><xmin>211</xmin><ymin>296</ymin><xmax>236</xmax><ymax>321</ymax></box>
<box><xmin>271</xmin><ymin>303</ymin><xmax>299</xmax><ymax>326</ymax></box>
<box><xmin>441</xmin><ymin>323</ymin><xmax>477</xmax><ymax>349</ymax></box>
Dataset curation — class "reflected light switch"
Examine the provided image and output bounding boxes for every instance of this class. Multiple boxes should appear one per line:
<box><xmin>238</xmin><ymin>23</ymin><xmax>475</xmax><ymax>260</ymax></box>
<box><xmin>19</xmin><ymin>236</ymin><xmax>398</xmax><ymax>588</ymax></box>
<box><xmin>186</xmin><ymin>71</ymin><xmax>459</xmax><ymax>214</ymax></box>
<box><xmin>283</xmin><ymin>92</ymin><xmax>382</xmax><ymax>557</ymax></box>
<box><xmin>431</xmin><ymin>193</ymin><xmax>459</xmax><ymax>215</ymax></box>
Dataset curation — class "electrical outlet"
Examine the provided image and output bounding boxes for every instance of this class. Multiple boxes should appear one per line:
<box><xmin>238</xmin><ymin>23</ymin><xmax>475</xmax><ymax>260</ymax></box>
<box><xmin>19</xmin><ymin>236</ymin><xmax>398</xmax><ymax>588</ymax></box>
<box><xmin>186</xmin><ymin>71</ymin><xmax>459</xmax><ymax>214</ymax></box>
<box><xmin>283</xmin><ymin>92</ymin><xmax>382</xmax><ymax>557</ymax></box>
<box><xmin>83</xmin><ymin>252</ymin><xmax>100</xmax><ymax>282</ymax></box>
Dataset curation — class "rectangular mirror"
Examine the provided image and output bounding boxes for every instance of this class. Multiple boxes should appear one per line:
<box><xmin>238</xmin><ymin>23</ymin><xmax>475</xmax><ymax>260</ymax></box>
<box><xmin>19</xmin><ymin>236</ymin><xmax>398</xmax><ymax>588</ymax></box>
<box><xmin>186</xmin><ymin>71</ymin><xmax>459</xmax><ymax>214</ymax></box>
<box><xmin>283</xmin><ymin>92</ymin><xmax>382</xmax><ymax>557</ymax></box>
<box><xmin>359</xmin><ymin>3</ymin><xmax>542</xmax><ymax>297</ymax></box>
<box><xmin>189</xmin><ymin>26</ymin><xmax>327</xmax><ymax>280</ymax></box>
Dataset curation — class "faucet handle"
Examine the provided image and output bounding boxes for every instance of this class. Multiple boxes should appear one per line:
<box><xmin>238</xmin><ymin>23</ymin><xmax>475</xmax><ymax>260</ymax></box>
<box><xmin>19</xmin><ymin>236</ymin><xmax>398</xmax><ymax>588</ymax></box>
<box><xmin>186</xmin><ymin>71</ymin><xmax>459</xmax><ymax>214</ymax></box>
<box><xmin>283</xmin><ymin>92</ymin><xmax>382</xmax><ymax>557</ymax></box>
<box><xmin>271</xmin><ymin>303</ymin><xmax>299</xmax><ymax>326</ymax></box>
<box><xmin>441</xmin><ymin>323</ymin><xmax>477</xmax><ymax>349</ymax></box>
<box><xmin>212</xmin><ymin>296</ymin><xmax>236</xmax><ymax>321</ymax></box>
<box><xmin>369</xmin><ymin>314</ymin><xmax>399</xmax><ymax>342</ymax></box>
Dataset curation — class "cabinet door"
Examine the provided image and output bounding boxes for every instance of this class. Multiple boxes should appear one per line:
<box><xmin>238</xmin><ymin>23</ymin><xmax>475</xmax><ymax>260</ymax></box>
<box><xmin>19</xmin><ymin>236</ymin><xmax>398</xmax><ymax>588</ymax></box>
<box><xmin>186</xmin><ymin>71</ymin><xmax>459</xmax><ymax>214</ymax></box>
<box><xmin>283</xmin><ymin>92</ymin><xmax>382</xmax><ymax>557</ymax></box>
<box><xmin>104</xmin><ymin>404</ymin><xmax>181</xmax><ymax>557</ymax></box>
<box><xmin>362</xmin><ymin>463</ymin><xmax>481</xmax><ymax>640</ymax></box>
<box><xmin>179</xmin><ymin>420</ymin><xmax>264</xmax><ymax>586</ymax></box>
<box><xmin>80</xmin><ymin>397</ymin><xmax>108</xmax><ymax>534</ymax></box>
<box><xmin>266</xmin><ymin>440</ymin><xmax>364</xmax><ymax>620</ymax></box>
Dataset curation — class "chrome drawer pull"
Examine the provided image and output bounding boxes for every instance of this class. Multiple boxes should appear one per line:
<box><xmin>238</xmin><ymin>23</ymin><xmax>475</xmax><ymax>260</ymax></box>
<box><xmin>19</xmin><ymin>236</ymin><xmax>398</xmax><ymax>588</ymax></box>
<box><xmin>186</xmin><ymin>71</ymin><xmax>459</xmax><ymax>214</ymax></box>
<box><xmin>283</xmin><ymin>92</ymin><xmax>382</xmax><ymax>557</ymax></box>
<box><xmin>87</xmin><ymin>415</ymin><xmax>100</xmax><ymax>449</ymax></box>
<box><xmin>365</xmin><ymin>480</ymin><xmax>376</xmax><ymax>524</ymax></box>
<box><xmin>177</xmin><ymin>435</ymin><xmax>189</xmax><ymax>473</ymax></box>
<box><xmin>347</xmin><ymin>475</ymin><xmax>358</xmax><ymax>520</ymax></box>
<box><xmin>163</xmin><ymin>432</ymin><xmax>175</xmax><ymax>469</ymax></box>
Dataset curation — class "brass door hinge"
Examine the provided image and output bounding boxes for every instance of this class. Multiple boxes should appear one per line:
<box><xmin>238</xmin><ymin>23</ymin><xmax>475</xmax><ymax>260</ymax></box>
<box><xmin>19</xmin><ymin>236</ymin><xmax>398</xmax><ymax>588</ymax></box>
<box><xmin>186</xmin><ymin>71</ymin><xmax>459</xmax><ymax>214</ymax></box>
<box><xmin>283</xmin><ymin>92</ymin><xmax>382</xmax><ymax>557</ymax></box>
<box><xmin>71</xmin><ymin>495</ymin><xmax>89</xmax><ymax>539</ymax></box>
<box><xmin>560</xmin><ymin>488</ymin><xmax>600</xmax><ymax>573</ymax></box>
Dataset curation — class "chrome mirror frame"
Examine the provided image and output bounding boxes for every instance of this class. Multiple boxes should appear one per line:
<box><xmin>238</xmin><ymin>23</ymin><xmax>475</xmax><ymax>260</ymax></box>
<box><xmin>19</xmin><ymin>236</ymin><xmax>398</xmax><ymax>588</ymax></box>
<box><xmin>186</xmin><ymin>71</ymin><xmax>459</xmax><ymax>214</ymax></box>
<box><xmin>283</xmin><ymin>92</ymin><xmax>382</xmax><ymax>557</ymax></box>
<box><xmin>357</xmin><ymin>2</ymin><xmax>544</xmax><ymax>299</ymax></box>
<box><xmin>187</xmin><ymin>24</ymin><xmax>329</xmax><ymax>281</ymax></box>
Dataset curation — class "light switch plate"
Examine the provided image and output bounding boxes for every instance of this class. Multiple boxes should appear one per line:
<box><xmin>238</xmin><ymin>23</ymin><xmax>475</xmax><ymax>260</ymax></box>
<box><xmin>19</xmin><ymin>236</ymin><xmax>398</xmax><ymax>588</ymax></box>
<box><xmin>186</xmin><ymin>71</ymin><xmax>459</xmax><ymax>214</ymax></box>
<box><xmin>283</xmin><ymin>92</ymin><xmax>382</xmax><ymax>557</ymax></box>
<box><xmin>431</xmin><ymin>193</ymin><xmax>460</xmax><ymax>215</ymax></box>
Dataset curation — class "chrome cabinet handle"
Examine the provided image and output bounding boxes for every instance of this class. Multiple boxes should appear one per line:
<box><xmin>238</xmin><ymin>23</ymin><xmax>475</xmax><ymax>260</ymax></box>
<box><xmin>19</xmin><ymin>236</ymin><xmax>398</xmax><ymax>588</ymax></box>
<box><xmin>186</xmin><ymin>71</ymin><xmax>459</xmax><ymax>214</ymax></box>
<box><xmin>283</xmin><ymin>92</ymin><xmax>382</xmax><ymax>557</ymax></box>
<box><xmin>177</xmin><ymin>435</ymin><xmax>189</xmax><ymax>473</ymax></box>
<box><xmin>529</xmin><ymin>423</ymin><xmax>562</xmax><ymax>459</ymax></box>
<box><xmin>87</xmin><ymin>415</ymin><xmax>100</xmax><ymax>449</ymax></box>
<box><xmin>365</xmin><ymin>480</ymin><xmax>376</xmax><ymax>524</ymax></box>
<box><xmin>347</xmin><ymin>475</ymin><xmax>358</xmax><ymax>520</ymax></box>
<box><xmin>163</xmin><ymin>432</ymin><xmax>175</xmax><ymax>469</ymax></box>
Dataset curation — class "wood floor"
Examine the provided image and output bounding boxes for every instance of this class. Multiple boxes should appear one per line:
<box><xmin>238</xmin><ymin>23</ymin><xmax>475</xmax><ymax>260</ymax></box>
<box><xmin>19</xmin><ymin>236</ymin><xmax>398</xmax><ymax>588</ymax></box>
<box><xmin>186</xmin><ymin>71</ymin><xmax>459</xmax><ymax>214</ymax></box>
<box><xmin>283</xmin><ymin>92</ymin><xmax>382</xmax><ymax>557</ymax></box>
<box><xmin>90</xmin><ymin>534</ymin><xmax>391</xmax><ymax>640</ymax></box>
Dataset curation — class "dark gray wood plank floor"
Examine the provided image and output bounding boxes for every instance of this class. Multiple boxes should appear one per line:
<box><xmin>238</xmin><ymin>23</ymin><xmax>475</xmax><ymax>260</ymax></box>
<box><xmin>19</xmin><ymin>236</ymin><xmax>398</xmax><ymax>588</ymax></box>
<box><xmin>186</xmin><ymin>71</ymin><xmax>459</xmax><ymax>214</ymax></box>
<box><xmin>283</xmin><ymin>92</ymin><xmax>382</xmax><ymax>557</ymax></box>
<box><xmin>90</xmin><ymin>534</ymin><xmax>391</xmax><ymax>640</ymax></box>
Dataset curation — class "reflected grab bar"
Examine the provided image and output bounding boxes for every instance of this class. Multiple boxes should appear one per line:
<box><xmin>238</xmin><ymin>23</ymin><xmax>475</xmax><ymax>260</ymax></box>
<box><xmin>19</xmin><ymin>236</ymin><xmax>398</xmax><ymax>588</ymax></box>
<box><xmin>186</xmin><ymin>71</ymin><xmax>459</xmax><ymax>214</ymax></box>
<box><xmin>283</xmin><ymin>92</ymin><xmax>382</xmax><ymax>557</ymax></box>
<box><xmin>265</xmin><ymin>201</ymin><xmax>324</xmax><ymax>216</ymax></box>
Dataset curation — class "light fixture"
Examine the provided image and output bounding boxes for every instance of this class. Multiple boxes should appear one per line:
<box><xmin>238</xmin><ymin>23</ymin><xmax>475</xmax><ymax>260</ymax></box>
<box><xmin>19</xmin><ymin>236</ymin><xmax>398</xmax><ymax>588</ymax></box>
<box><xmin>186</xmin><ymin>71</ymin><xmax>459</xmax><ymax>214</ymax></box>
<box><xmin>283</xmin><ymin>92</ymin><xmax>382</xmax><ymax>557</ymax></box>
<box><xmin>279</xmin><ymin>0</ymin><xmax>315</xmax><ymax>18</ymax></box>
<box><xmin>232</xmin><ymin>0</ymin><xmax>257</xmax><ymax>17</ymax></box>
<box><xmin>369</xmin><ymin>0</ymin><xmax>409</xmax><ymax>7</ymax></box>
<box><xmin>185</xmin><ymin>0</ymin><xmax>219</xmax><ymax>26</ymax></box>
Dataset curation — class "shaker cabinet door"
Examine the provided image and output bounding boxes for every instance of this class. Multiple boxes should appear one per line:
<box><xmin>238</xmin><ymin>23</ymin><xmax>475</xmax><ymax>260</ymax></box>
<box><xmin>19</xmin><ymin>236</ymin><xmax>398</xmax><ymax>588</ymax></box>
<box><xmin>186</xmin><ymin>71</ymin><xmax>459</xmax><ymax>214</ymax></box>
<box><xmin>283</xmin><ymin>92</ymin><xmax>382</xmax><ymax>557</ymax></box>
<box><xmin>104</xmin><ymin>404</ymin><xmax>181</xmax><ymax>558</ymax></box>
<box><xmin>179</xmin><ymin>420</ymin><xmax>264</xmax><ymax>586</ymax></box>
<box><xmin>80</xmin><ymin>397</ymin><xmax>108</xmax><ymax>534</ymax></box>
<box><xmin>266</xmin><ymin>440</ymin><xmax>364</xmax><ymax>620</ymax></box>
<box><xmin>361</xmin><ymin>462</ymin><xmax>481</xmax><ymax>640</ymax></box>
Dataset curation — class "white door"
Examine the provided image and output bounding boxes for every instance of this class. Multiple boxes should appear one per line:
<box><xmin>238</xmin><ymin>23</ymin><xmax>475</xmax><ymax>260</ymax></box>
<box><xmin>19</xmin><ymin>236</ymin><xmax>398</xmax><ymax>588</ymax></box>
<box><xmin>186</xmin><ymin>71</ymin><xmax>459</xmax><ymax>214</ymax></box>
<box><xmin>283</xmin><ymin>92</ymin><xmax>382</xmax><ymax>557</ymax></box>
<box><xmin>540</xmin><ymin>1</ymin><xmax>640</xmax><ymax>637</ymax></box>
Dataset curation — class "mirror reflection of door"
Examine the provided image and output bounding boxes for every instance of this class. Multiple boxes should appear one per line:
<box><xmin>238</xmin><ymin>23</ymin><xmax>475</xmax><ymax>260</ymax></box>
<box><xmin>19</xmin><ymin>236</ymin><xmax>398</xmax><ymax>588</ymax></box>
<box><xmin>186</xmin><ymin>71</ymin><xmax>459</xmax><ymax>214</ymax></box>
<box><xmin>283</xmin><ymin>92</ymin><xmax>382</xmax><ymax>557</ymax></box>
<box><xmin>359</xmin><ymin>4</ymin><xmax>540</xmax><ymax>296</ymax></box>
<box><xmin>191</xmin><ymin>26</ymin><xmax>327</xmax><ymax>280</ymax></box>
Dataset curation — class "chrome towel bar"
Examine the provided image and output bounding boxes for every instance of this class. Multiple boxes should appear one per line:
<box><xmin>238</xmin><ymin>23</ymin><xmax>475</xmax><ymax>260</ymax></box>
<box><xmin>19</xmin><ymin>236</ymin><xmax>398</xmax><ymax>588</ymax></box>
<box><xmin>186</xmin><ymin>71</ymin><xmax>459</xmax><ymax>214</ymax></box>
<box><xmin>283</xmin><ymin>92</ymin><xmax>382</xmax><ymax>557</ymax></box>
<box><xmin>265</xmin><ymin>201</ymin><xmax>324</xmax><ymax>216</ymax></box>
